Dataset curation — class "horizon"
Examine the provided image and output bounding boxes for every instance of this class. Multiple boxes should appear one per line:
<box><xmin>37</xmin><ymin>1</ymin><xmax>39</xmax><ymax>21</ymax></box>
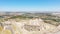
<box><xmin>0</xmin><ymin>11</ymin><xmax>60</xmax><ymax>13</ymax></box>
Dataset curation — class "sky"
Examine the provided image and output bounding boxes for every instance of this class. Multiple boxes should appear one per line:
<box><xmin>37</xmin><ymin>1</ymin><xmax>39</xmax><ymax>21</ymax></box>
<box><xmin>0</xmin><ymin>0</ymin><xmax>60</xmax><ymax>12</ymax></box>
